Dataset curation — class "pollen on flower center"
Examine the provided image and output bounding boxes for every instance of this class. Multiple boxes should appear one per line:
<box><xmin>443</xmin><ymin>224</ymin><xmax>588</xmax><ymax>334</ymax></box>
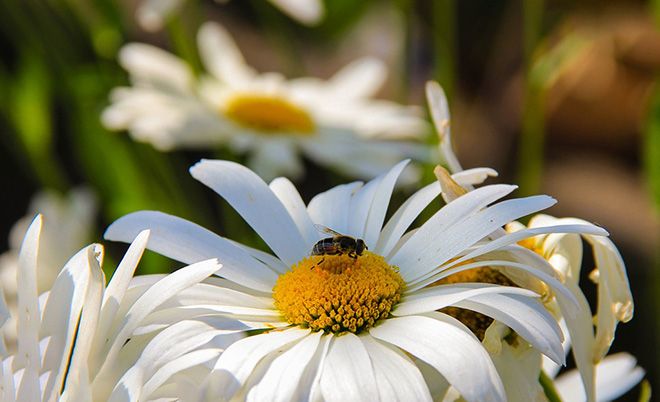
<box><xmin>224</xmin><ymin>93</ymin><xmax>315</xmax><ymax>134</ymax></box>
<box><xmin>272</xmin><ymin>252</ymin><xmax>404</xmax><ymax>334</ymax></box>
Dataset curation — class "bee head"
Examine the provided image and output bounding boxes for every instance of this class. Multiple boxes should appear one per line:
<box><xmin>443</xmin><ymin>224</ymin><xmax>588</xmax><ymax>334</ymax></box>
<box><xmin>356</xmin><ymin>239</ymin><xmax>367</xmax><ymax>254</ymax></box>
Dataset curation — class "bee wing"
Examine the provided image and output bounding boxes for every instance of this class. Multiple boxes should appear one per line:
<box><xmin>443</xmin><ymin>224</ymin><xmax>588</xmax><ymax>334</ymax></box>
<box><xmin>314</xmin><ymin>224</ymin><xmax>343</xmax><ymax>236</ymax></box>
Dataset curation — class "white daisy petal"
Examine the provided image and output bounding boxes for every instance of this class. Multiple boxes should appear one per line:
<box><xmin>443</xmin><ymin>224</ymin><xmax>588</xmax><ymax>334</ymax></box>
<box><xmin>197</xmin><ymin>22</ymin><xmax>255</xmax><ymax>84</ymax></box>
<box><xmin>370</xmin><ymin>315</ymin><xmax>506</xmax><ymax>402</ymax></box>
<box><xmin>453</xmin><ymin>293</ymin><xmax>565</xmax><ymax>365</ymax></box>
<box><xmin>104</xmin><ymin>211</ymin><xmax>278</xmax><ymax>292</ymax></box>
<box><xmin>388</xmin><ymin>184</ymin><xmax>518</xmax><ymax>278</ymax></box>
<box><xmin>360</xmin><ymin>336</ymin><xmax>433</xmax><ymax>402</ymax></box>
<box><xmin>132</xmin><ymin>307</ymin><xmax>286</xmax><ymax>336</ymax></box>
<box><xmin>0</xmin><ymin>287</ymin><xmax>9</xmax><ymax>338</ymax></box>
<box><xmin>426</xmin><ymin>81</ymin><xmax>462</xmax><ymax>173</ymax></box>
<box><xmin>360</xmin><ymin>159</ymin><xmax>410</xmax><ymax>248</ymax></box>
<box><xmin>556</xmin><ymin>281</ymin><xmax>597</xmax><ymax>402</ymax></box>
<box><xmin>248</xmin><ymin>139</ymin><xmax>304</xmax><ymax>182</ymax></box>
<box><xmin>395</xmin><ymin>283</ymin><xmax>537</xmax><ymax>314</ymax></box>
<box><xmin>375</xmin><ymin>181</ymin><xmax>441</xmax><ymax>256</ymax></box>
<box><xmin>99</xmin><ymin>230</ymin><xmax>149</xmax><ymax>321</ymax></box>
<box><xmin>133</xmin><ymin>319</ymin><xmax>228</xmax><ymax>373</ymax></box>
<box><xmin>111</xmin><ymin>318</ymin><xmax>234</xmax><ymax>401</ymax></box>
<box><xmin>409</xmin><ymin>259</ymin><xmax>579</xmax><ymax>309</ymax></box>
<box><xmin>40</xmin><ymin>245</ymin><xmax>101</xmax><ymax>400</ymax></box>
<box><xmin>327</xmin><ymin>57</ymin><xmax>387</xmax><ymax>99</ymax></box>
<box><xmin>206</xmin><ymin>328</ymin><xmax>311</xmax><ymax>400</ymax></box>
<box><xmin>268</xmin><ymin>0</ymin><xmax>324</xmax><ymax>25</ymax></box>
<box><xmin>401</xmin><ymin>195</ymin><xmax>557</xmax><ymax>283</ymax></box>
<box><xmin>320</xmin><ymin>333</ymin><xmax>378</xmax><ymax>402</ymax></box>
<box><xmin>587</xmin><ymin>236</ymin><xmax>633</xmax><ymax>360</ymax></box>
<box><xmin>482</xmin><ymin>322</ymin><xmax>547</xmax><ymax>402</ymax></box>
<box><xmin>542</xmin><ymin>319</ymin><xmax>571</xmax><ymax>378</ymax></box>
<box><xmin>92</xmin><ymin>258</ymin><xmax>222</xmax><ymax>386</ymax></box>
<box><xmin>451</xmin><ymin>168</ymin><xmax>498</xmax><ymax>187</ymax></box>
<box><xmin>247</xmin><ymin>331</ymin><xmax>323</xmax><ymax>402</ymax></box>
<box><xmin>1</xmin><ymin>357</ymin><xmax>16</xmax><ymax>401</ymax></box>
<box><xmin>269</xmin><ymin>177</ymin><xmax>319</xmax><ymax>248</ymax></box>
<box><xmin>119</xmin><ymin>43</ymin><xmax>193</xmax><ymax>93</ymax></box>
<box><xmin>449</xmin><ymin>224</ymin><xmax>609</xmax><ymax>269</ymax></box>
<box><xmin>301</xmin><ymin>133</ymin><xmax>428</xmax><ymax>183</ymax></box>
<box><xmin>190</xmin><ymin>159</ymin><xmax>309</xmax><ymax>265</ymax></box>
<box><xmin>555</xmin><ymin>353</ymin><xmax>644</xmax><ymax>402</ymax></box>
<box><xmin>226</xmin><ymin>241</ymin><xmax>289</xmax><ymax>275</ymax></box>
<box><xmin>15</xmin><ymin>216</ymin><xmax>43</xmax><ymax>401</ymax></box>
<box><xmin>174</xmin><ymin>283</ymin><xmax>273</xmax><ymax>309</ymax></box>
<box><xmin>141</xmin><ymin>348</ymin><xmax>222</xmax><ymax>400</ymax></box>
<box><xmin>135</xmin><ymin>0</ymin><xmax>183</xmax><ymax>32</ymax></box>
<box><xmin>307</xmin><ymin>181</ymin><xmax>363</xmax><ymax>235</ymax></box>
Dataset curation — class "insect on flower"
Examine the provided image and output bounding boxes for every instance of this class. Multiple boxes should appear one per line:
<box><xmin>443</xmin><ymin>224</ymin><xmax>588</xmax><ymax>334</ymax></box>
<box><xmin>311</xmin><ymin>224</ymin><xmax>367</xmax><ymax>259</ymax></box>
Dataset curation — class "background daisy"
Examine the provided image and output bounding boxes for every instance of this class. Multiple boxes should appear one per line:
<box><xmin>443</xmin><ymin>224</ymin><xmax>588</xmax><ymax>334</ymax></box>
<box><xmin>102</xmin><ymin>21</ymin><xmax>431</xmax><ymax>181</ymax></box>
<box><xmin>0</xmin><ymin>216</ymin><xmax>233</xmax><ymax>401</ymax></box>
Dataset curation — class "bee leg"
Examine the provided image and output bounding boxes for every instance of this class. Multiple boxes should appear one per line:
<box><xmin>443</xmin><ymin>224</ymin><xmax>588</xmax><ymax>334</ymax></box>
<box><xmin>349</xmin><ymin>251</ymin><xmax>357</xmax><ymax>259</ymax></box>
<box><xmin>312</xmin><ymin>257</ymin><xmax>325</xmax><ymax>269</ymax></box>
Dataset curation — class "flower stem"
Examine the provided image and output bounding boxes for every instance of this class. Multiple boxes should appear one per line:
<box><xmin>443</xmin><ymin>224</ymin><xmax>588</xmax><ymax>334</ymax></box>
<box><xmin>539</xmin><ymin>370</ymin><xmax>563</xmax><ymax>402</ymax></box>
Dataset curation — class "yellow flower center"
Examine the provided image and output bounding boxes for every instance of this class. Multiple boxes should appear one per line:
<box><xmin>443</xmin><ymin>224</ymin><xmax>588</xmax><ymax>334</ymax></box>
<box><xmin>224</xmin><ymin>93</ymin><xmax>315</xmax><ymax>134</ymax></box>
<box><xmin>273</xmin><ymin>252</ymin><xmax>404</xmax><ymax>334</ymax></box>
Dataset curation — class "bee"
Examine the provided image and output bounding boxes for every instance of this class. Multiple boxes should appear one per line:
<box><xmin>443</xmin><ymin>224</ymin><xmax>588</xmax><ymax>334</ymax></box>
<box><xmin>311</xmin><ymin>225</ymin><xmax>367</xmax><ymax>260</ymax></box>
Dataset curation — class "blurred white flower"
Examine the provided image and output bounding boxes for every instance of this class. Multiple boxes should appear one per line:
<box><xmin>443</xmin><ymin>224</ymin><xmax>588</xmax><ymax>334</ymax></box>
<box><xmin>137</xmin><ymin>0</ymin><xmax>324</xmax><ymax>32</ymax></box>
<box><xmin>102</xmin><ymin>22</ymin><xmax>431</xmax><ymax>181</ymax></box>
<box><xmin>0</xmin><ymin>188</ymin><xmax>96</xmax><ymax>350</ymax></box>
<box><xmin>105</xmin><ymin>157</ymin><xmax>609</xmax><ymax>401</ymax></box>
<box><xmin>0</xmin><ymin>216</ymin><xmax>235</xmax><ymax>401</ymax></box>
<box><xmin>426</xmin><ymin>81</ymin><xmax>635</xmax><ymax>402</ymax></box>
<box><xmin>554</xmin><ymin>352</ymin><xmax>645</xmax><ymax>402</ymax></box>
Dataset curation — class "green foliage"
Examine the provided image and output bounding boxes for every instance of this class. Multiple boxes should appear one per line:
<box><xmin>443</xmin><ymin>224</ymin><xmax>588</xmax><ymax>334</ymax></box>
<box><xmin>6</xmin><ymin>53</ymin><xmax>67</xmax><ymax>191</ymax></box>
<box><xmin>645</xmin><ymin>88</ymin><xmax>660</xmax><ymax>211</ymax></box>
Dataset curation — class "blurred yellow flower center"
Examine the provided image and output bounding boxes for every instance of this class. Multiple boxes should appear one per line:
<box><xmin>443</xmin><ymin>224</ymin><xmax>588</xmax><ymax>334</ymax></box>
<box><xmin>225</xmin><ymin>94</ymin><xmax>315</xmax><ymax>134</ymax></box>
<box><xmin>273</xmin><ymin>252</ymin><xmax>404</xmax><ymax>334</ymax></box>
<box><xmin>517</xmin><ymin>237</ymin><xmax>544</xmax><ymax>255</ymax></box>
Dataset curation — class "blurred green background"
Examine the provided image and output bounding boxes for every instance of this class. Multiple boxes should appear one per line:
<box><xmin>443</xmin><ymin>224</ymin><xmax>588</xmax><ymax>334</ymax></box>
<box><xmin>0</xmin><ymin>1</ymin><xmax>658</xmax><ymax>399</ymax></box>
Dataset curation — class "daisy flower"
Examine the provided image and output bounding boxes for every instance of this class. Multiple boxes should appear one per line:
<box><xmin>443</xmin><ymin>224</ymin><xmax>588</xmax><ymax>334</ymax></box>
<box><xmin>0</xmin><ymin>188</ymin><xmax>96</xmax><ymax>352</ymax></box>
<box><xmin>105</xmin><ymin>157</ymin><xmax>608</xmax><ymax>401</ymax></box>
<box><xmin>136</xmin><ymin>0</ymin><xmax>324</xmax><ymax>32</ymax></box>
<box><xmin>0</xmin><ymin>215</ymin><xmax>235</xmax><ymax>401</ymax></box>
<box><xmin>426</xmin><ymin>81</ymin><xmax>634</xmax><ymax>402</ymax></box>
<box><xmin>102</xmin><ymin>21</ymin><xmax>431</xmax><ymax>181</ymax></box>
<box><xmin>506</xmin><ymin>214</ymin><xmax>634</xmax><ymax>401</ymax></box>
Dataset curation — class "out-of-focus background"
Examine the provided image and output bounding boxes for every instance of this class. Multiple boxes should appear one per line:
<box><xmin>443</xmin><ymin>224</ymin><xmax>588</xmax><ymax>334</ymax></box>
<box><xmin>0</xmin><ymin>1</ymin><xmax>658</xmax><ymax>399</ymax></box>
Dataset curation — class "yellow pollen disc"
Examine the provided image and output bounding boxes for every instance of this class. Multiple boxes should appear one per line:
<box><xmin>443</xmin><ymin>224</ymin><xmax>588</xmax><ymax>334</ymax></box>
<box><xmin>272</xmin><ymin>252</ymin><xmax>404</xmax><ymax>334</ymax></box>
<box><xmin>224</xmin><ymin>93</ymin><xmax>315</xmax><ymax>134</ymax></box>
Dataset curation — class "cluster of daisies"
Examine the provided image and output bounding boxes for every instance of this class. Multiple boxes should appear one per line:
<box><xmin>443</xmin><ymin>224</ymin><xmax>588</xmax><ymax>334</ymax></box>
<box><xmin>0</xmin><ymin>4</ymin><xmax>645</xmax><ymax>401</ymax></box>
